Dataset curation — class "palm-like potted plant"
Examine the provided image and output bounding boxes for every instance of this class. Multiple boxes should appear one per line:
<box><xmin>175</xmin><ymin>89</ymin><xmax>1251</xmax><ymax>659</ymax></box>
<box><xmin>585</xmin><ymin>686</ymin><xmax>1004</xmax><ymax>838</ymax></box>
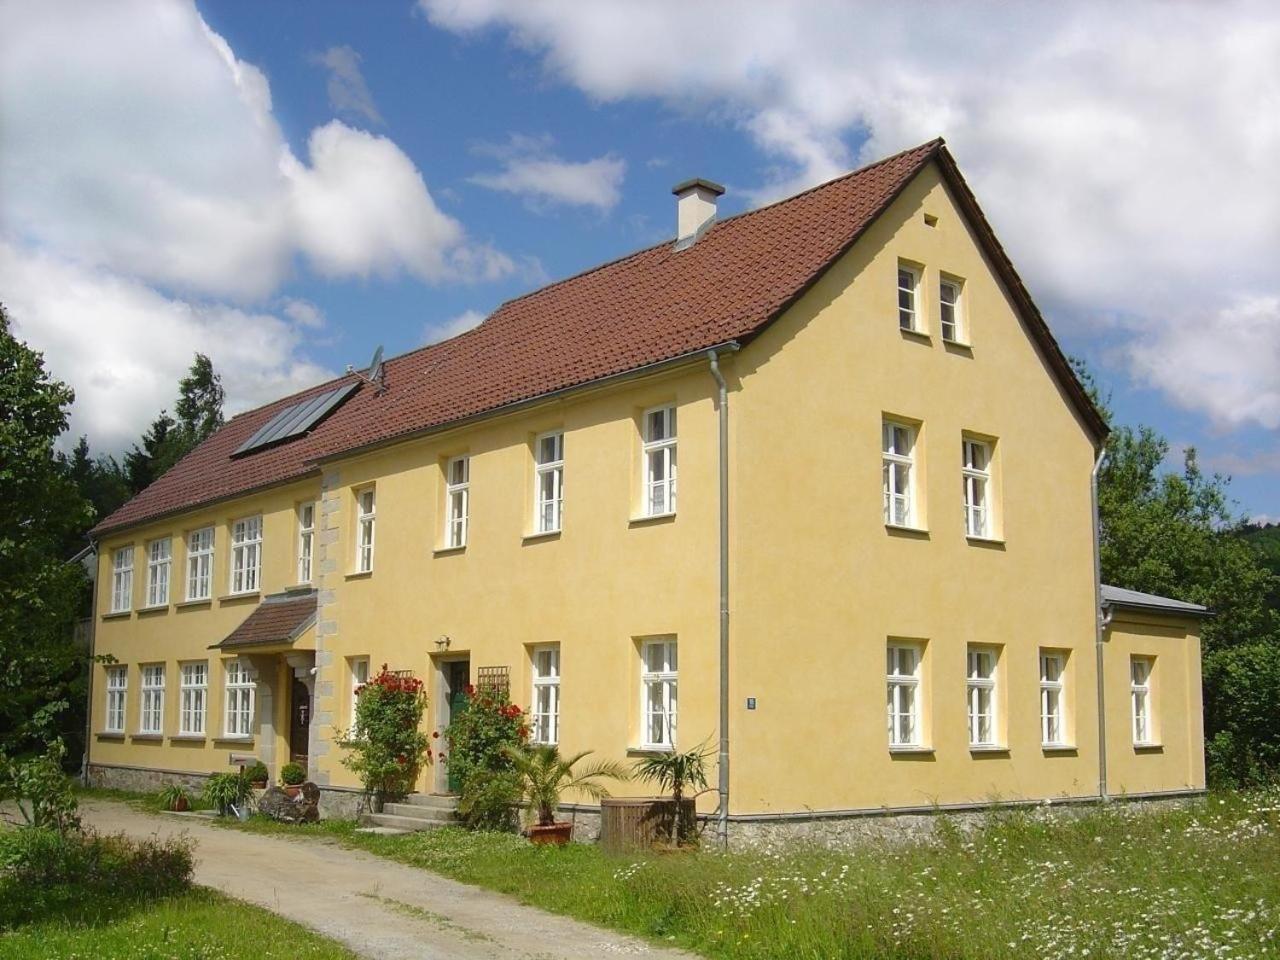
<box><xmin>503</xmin><ymin>743</ymin><xmax>628</xmax><ymax>845</ymax></box>
<box><xmin>279</xmin><ymin>762</ymin><xmax>306</xmax><ymax>798</ymax></box>
<box><xmin>633</xmin><ymin>741</ymin><xmax>711</xmax><ymax>847</ymax></box>
<box><xmin>158</xmin><ymin>784</ymin><xmax>191</xmax><ymax>812</ymax></box>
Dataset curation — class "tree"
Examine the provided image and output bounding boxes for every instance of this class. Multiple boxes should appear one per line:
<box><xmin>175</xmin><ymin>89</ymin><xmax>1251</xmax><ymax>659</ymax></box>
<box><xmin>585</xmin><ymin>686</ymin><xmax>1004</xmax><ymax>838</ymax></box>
<box><xmin>174</xmin><ymin>352</ymin><xmax>224</xmax><ymax>443</ymax></box>
<box><xmin>123</xmin><ymin>409</ymin><xmax>181</xmax><ymax>492</ymax></box>
<box><xmin>0</xmin><ymin>304</ymin><xmax>92</xmax><ymax>755</ymax></box>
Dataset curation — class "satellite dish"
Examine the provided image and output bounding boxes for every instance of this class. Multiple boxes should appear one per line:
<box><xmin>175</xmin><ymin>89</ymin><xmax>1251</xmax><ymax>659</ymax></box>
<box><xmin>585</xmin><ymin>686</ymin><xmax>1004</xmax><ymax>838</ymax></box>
<box><xmin>367</xmin><ymin>345</ymin><xmax>384</xmax><ymax>381</ymax></box>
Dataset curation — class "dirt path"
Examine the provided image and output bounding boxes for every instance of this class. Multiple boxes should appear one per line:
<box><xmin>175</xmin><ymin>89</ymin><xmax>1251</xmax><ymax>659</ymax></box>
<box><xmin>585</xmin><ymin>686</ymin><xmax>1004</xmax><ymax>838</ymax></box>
<box><xmin>78</xmin><ymin>800</ymin><xmax>696</xmax><ymax>960</ymax></box>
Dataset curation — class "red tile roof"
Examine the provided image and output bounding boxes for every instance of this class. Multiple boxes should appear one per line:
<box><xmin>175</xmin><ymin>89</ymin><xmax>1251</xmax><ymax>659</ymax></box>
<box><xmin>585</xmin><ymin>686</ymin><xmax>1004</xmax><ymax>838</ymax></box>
<box><xmin>92</xmin><ymin>138</ymin><xmax>1103</xmax><ymax>537</ymax></box>
<box><xmin>213</xmin><ymin>592</ymin><xmax>317</xmax><ymax>650</ymax></box>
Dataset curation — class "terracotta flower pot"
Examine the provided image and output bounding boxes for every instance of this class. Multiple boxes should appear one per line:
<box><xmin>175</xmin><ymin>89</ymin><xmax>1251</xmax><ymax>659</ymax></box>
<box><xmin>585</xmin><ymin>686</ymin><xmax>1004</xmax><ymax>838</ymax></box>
<box><xmin>528</xmin><ymin>822</ymin><xmax>574</xmax><ymax>845</ymax></box>
<box><xmin>283</xmin><ymin>785</ymin><xmax>301</xmax><ymax>799</ymax></box>
<box><xmin>172</xmin><ymin>796</ymin><xmax>189</xmax><ymax>812</ymax></box>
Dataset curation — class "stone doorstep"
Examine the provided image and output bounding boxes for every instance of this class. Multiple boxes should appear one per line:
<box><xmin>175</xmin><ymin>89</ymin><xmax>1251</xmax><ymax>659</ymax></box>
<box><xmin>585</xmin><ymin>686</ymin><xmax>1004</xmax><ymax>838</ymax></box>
<box><xmin>359</xmin><ymin>812</ymin><xmax>450</xmax><ymax>832</ymax></box>
<box><xmin>380</xmin><ymin>802</ymin><xmax>455</xmax><ymax>821</ymax></box>
<box><xmin>394</xmin><ymin>793</ymin><xmax>460</xmax><ymax>811</ymax></box>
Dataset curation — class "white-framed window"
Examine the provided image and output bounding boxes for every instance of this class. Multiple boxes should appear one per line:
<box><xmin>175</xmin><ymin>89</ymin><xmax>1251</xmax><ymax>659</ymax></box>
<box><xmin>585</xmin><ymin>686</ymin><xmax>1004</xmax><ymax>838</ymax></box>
<box><xmin>886</xmin><ymin>642</ymin><xmax>922</xmax><ymax>747</ymax></box>
<box><xmin>180</xmin><ymin>661</ymin><xmax>207</xmax><ymax>736</ymax></box>
<box><xmin>104</xmin><ymin>665</ymin><xmax>127</xmax><ymax>733</ymax></box>
<box><xmin>145</xmin><ymin>537</ymin><xmax>171</xmax><ymax>607</ymax></box>
<box><xmin>967</xmin><ymin>646</ymin><xmax>998</xmax><ymax>747</ymax></box>
<box><xmin>962</xmin><ymin>438</ymin><xmax>992</xmax><ymax>538</ymax></box>
<box><xmin>882</xmin><ymin>420</ymin><xmax>917</xmax><ymax>527</ymax></box>
<box><xmin>940</xmin><ymin>277</ymin><xmax>963</xmax><ymax>342</ymax></box>
<box><xmin>349</xmin><ymin>657</ymin><xmax>370</xmax><ymax>734</ymax></box>
<box><xmin>642</xmin><ymin>406</ymin><xmax>677</xmax><ymax>516</ymax></box>
<box><xmin>641</xmin><ymin>638</ymin><xmax>677</xmax><ymax>749</ymax></box>
<box><xmin>445</xmin><ymin>457</ymin><xmax>470</xmax><ymax>549</ymax></box>
<box><xmin>230</xmin><ymin>516</ymin><xmax>262</xmax><ymax>595</ymax></box>
<box><xmin>110</xmin><ymin>545</ymin><xmax>134</xmax><ymax>613</ymax></box>
<box><xmin>1040</xmin><ymin>651</ymin><xmax>1066</xmax><ymax>746</ymax></box>
<box><xmin>898</xmin><ymin>262</ymin><xmax>921</xmax><ymax>331</ymax></box>
<box><xmin>356</xmin><ymin>487</ymin><xmax>376</xmax><ymax>573</ymax></box>
<box><xmin>531</xmin><ymin>645</ymin><xmax>561</xmax><ymax>745</ymax></box>
<box><xmin>139</xmin><ymin>664</ymin><xmax>165</xmax><ymax>735</ymax></box>
<box><xmin>534</xmin><ymin>431</ymin><xmax>564</xmax><ymax>534</ymax></box>
<box><xmin>224</xmin><ymin>659</ymin><xmax>256</xmax><ymax>738</ymax></box>
<box><xmin>297</xmin><ymin>503</ymin><xmax>316</xmax><ymax>584</ymax></box>
<box><xmin>1131</xmin><ymin>656</ymin><xmax>1154</xmax><ymax>745</ymax></box>
<box><xmin>186</xmin><ymin>527</ymin><xmax>214</xmax><ymax>601</ymax></box>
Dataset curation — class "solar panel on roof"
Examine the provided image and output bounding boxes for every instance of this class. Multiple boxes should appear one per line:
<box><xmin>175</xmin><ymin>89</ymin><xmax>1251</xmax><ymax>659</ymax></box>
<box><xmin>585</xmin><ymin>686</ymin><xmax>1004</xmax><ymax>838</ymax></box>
<box><xmin>233</xmin><ymin>381</ymin><xmax>359</xmax><ymax>456</ymax></box>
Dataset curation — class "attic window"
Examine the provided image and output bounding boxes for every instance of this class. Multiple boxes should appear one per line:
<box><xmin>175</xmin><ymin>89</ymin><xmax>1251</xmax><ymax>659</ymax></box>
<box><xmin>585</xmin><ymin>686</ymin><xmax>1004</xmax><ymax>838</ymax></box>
<box><xmin>923</xmin><ymin>213</ymin><xmax>939</xmax><ymax>227</ymax></box>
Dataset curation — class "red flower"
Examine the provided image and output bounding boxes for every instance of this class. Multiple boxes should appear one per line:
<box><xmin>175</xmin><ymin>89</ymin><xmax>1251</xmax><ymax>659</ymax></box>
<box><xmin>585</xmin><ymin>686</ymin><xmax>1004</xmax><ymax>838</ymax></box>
<box><xmin>465</xmin><ymin>684</ymin><xmax>476</xmax><ymax>696</ymax></box>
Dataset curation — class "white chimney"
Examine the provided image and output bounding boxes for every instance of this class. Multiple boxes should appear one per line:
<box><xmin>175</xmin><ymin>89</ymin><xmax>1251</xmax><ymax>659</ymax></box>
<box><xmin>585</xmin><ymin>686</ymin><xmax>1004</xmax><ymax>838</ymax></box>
<box><xmin>672</xmin><ymin>177</ymin><xmax>725</xmax><ymax>249</ymax></box>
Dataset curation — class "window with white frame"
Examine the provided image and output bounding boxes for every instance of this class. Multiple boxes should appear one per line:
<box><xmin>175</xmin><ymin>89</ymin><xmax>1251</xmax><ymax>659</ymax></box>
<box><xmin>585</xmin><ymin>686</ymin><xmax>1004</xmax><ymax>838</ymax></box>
<box><xmin>1131</xmin><ymin>657</ymin><xmax>1154</xmax><ymax>745</ymax></box>
<box><xmin>230</xmin><ymin>516</ymin><xmax>262</xmax><ymax>594</ymax></box>
<box><xmin>882</xmin><ymin>421</ymin><xmax>917</xmax><ymax>527</ymax></box>
<box><xmin>967</xmin><ymin>646</ymin><xmax>998</xmax><ymax>747</ymax></box>
<box><xmin>186</xmin><ymin>527</ymin><xmax>214</xmax><ymax>601</ymax></box>
<box><xmin>898</xmin><ymin>262</ymin><xmax>921</xmax><ymax>331</ymax></box>
<box><xmin>1040</xmin><ymin>651</ymin><xmax>1066</xmax><ymax>746</ymax></box>
<box><xmin>641</xmin><ymin>638</ymin><xmax>677</xmax><ymax>749</ymax></box>
<box><xmin>940</xmin><ymin>277</ymin><xmax>963</xmax><ymax>342</ymax></box>
<box><xmin>532</xmin><ymin>645</ymin><xmax>561</xmax><ymax>745</ymax></box>
<box><xmin>180</xmin><ymin>662</ymin><xmax>207</xmax><ymax>736</ymax></box>
<box><xmin>356</xmin><ymin>488</ymin><xmax>376</xmax><ymax>572</ymax></box>
<box><xmin>224</xmin><ymin>659</ymin><xmax>255</xmax><ymax>737</ymax></box>
<box><xmin>104</xmin><ymin>665</ymin><xmax>127</xmax><ymax>733</ymax></box>
<box><xmin>110</xmin><ymin>545</ymin><xmax>134</xmax><ymax>613</ymax></box>
<box><xmin>534</xmin><ymin>432</ymin><xmax>564</xmax><ymax>533</ymax></box>
<box><xmin>145</xmin><ymin>537</ymin><xmax>171</xmax><ymax>607</ymax></box>
<box><xmin>886</xmin><ymin>642</ymin><xmax>922</xmax><ymax>747</ymax></box>
<box><xmin>642</xmin><ymin>406</ymin><xmax>677</xmax><ymax>516</ymax></box>
<box><xmin>297</xmin><ymin>503</ymin><xmax>316</xmax><ymax>583</ymax></box>
<box><xmin>962</xmin><ymin>438</ymin><xmax>992</xmax><ymax>538</ymax></box>
<box><xmin>139</xmin><ymin>664</ymin><xmax>165</xmax><ymax>734</ymax></box>
<box><xmin>445</xmin><ymin>457</ymin><xmax>470</xmax><ymax>548</ymax></box>
<box><xmin>348</xmin><ymin>657</ymin><xmax>369</xmax><ymax>735</ymax></box>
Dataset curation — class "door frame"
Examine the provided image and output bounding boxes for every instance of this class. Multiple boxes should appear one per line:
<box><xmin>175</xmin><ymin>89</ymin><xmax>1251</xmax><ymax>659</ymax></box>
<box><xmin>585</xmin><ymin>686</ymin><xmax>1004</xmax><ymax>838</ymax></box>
<box><xmin>431</xmin><ymin>654</ymin><xmax>470</xmax><ymax>794</ymax></box>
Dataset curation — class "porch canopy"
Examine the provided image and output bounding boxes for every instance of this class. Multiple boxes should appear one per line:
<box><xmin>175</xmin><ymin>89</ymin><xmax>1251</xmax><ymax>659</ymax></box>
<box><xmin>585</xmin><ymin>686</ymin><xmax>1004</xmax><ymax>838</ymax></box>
<box><xmin>211</xmin><ymin>590</ymin><xmax>318</xmax><ymax>656</ymax></box>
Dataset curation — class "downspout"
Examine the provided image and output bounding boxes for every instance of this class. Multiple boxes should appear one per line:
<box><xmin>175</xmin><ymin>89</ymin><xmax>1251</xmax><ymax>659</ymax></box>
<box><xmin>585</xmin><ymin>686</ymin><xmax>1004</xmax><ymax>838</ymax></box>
<box><xmin>1091</xmin><ymin>450</ymin><xmax>1109</xmax><ymax>803</ymax></box>
<box><xmin>707</xmin><ymin>350</ymin><xmax>730</xmax><ymax>851</ymax></box>
<box><xmin>82</xmin><ymin>540</ymin><xmax>99</xmax><ymax>786</ymax></box>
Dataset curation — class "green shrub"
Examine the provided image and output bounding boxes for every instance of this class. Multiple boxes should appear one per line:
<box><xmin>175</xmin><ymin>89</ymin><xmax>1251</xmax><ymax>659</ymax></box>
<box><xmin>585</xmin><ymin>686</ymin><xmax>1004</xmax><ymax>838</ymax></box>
<box><xmin>243</xmin><ymin>761</ymin><xmax>269</xmax><ymax>783</ymax></box>
<box><xmin>443</xmin><ymin>684</ymin><xmax>528</xmax><ymax>810</ymax></box>
<box><xmin>340</xmin><ymin>666</ymin><xmax>431</xmax><ymax>804</ymax></box>
<box><xmin>0</xmin><ymin>826</ymin><xmax>192</xmax><ymax>891</ymax></box>
<box><xmin>0</xmin><ymin>740</ymin><xmax>80</xmax><ymax>833</ymax></box>
<box><xmin>157</xmin><ymin>785</ymin><xmax>190</xmax><ymax>811</ymax></box>
<box><xmin>280</xmin><ymin>761</ymin><xmax>306</xmax><ymax>786</ymax></box>
<box><xmin>204</xmin><ymin>771</ymin><xmax>250</xmax><ymax>814</ymax></box>
<box><xmin>1205</xmin><ymin>641</ymin><xmax>1280</xmax><ymax>786</ymax></box>
<box><xmin>457</xmin><ymin>770</ymin><xmax>522</xmax><ymax>831</ymax></box>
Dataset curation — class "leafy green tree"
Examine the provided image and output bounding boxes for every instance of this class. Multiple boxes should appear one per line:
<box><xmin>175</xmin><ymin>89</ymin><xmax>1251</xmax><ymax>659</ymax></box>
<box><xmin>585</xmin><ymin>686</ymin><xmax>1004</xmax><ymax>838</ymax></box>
<box><xmin>174</xmin><ymin>352</ymin><xmax>224</xmax><ymax>444</ymax></box>
<box><xmin>0</xmin><ymin>304</ymin><xmax>92</xmax><ymax>755</ymax></box>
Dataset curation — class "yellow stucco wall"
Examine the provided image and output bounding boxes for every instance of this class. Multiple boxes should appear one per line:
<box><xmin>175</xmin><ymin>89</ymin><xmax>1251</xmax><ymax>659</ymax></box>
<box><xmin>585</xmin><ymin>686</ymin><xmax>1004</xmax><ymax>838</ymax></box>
<box><xmin>87</xmin><ymin>158</ymin><xmax>1206</xmax><ymax>815</ymax></box>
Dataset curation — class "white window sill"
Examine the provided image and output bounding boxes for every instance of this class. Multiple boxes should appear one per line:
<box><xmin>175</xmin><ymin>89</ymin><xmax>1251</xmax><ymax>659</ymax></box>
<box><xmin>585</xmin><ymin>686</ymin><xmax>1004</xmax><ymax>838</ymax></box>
<box><xmin>131</xmin><ymin>733</ymin><xmax>163</xmax><ymax>742</ymax></box>
<box><xmin>95</xmin><ymin>731</ymin><xmax>125</xmax><ymax>740</ymax></box>
<box><xmin>629</xmin><ymin>511</ymin><xmax>676</xmax><ymax>527</ymax></box>
<box><xmin>942</xmin><ymin>337</ymin><xmax>973</xmax><ymax>350</ymax></box>
<box><xmin>1042</xmin><ymin>744</ymin><xmax>1077</xmax><ymax>753</ymax></box>
<box><xmin>628</xmin><ymin>745</ymin><xmax>673</xmax><ymax>757</ymax></box>
<box><xmin>969</xmin><ymin>744</ymin><xmax>1009</xmax><ymax>754</ymax></box>
<box><xmin>899</xmin><ymin>327</ymin><xmax>931</xmax><ymax>343</ymax></box>
<box><xmin>283</xmin><ymin>583</ymin><xmax>313</xmax><ymax>593</ymax></box>
<box><xmin>102</xmin><ymin>610</ymin><xmax>132</xmax><ymax>620</ymax></box>
<box><xmin>888</xmin><ymin>745</ymin><xmax>934</xmax><ymax>755</ymax></box>
<box><xmin>966</xmin><ymin>535</ymin><xmax>1005</xmax><ymax>545</ymax></box>
<box><xmin>885</xmin><ymin>523</ymin><xmax>929</xmax><ymax>536</ymax></box>
<box><xmin>171</xmin><ymin>734</ymin><xmax>207</xmax><ymax>742</ymax></box>
<box><xmin>345</xmin><ymin>570</ymin><xmax>373</xmax><ymax>580</ymax></box>
<box><xmin>137</xmin><ymin>604</ymin><xmax>169</xmax><ymax>614</ymax></box>
<box><xmin>1134</xmin><ymin>742</ymin><xmax>1164</xmax><ymax>751</ymax></box>
<box><xmin>176</xmin><ymin>598</ymin><xmax>213</xmax><ymax>609</ymax></box>
<box><xmin>219</xmin><ymin>591</ymin><xmax>260</xmax><ymax>603</ymax></box>
<box><xmin>213</xmin><ymin>735</ymin><xmax>254</xmax><ymax>745</ymax></box>
<box><xmin>522</xmin><ymin>529</ymin><xmax>561</xmax><ymax>543</ymax></box>
<box><xmin>433</xmin><ymin>544</ymin><xmax>467</xmax><ymax>556</ymax></box>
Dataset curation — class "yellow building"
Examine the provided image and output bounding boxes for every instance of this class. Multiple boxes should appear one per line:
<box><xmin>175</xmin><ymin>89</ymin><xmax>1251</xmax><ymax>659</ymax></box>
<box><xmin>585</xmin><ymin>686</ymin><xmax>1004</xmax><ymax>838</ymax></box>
<box><xmin>86</xmin><ymin>140</ymin><xmax>1206</xmax><ymax>843</ymax></box>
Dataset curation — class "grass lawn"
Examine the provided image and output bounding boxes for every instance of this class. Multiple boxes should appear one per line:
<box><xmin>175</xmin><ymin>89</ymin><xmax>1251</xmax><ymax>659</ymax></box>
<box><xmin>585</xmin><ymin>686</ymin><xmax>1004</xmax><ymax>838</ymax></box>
<box><xmin>0</xmin><ymin>885</ymin><xmax>358</xmax><ymax>960</ymax></box>
<box><xmin>79</xmin><ymin>784</ymin><xmax>1280</xmax><ymax>958</ymax></box>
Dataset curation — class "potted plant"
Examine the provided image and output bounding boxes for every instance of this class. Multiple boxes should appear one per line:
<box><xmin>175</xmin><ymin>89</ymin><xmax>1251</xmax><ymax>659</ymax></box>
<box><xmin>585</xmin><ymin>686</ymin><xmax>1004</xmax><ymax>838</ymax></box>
<box><xmin>158</xmin><ymin>784</ymin><xmax>191</xmax><ymax>812</ymax></box>
<box><xmin>244</xmin><ymin>761</ymin><xmax>269</xmax><ymax>789</ymax></box>
<box><xmin>633</xmin><ymin>741</ymin><xmax>712</xmax><ymax>848</ymax></box>
<box><xmin>279</xmin><ymin>761</ymin><xmax>306</xmax><ymax>798</ymax></box>
<box><xmin>204</xmin><ymin>770</ymin><xmax>250</xmax><ymax>816</ymax></box>
<box><xmin>339</xmin><ymin>666</ymin><xmax>431</xmax><ymax>811</ymax></box>
<box><xmin>503</xmin><ymin>743</ymin><xmax>628</xmax><ymax>845</ymax></box>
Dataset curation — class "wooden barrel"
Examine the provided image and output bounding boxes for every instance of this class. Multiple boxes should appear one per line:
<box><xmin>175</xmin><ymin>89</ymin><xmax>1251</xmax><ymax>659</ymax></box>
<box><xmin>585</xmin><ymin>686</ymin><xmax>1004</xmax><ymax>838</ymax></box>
<box><xmin>599</xmin><ymin>797</ymin><xmax>697</xmax><ymax>852</ymax></box>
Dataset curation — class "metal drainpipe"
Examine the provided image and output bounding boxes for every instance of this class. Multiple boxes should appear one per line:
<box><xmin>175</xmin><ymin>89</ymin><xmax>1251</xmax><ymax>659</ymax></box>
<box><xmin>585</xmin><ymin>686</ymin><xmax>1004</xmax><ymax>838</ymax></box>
<box><xmin>1091</xmin><ymin>450</ymin><xmax>1109</xmax><ymax>803</ymax></box>
<box><xmin>707</xmin><ymin>350</ymin><xmax>730</xmax><ymax>851</ymax></box>
<box><xmin>82</xmin><ymin>540</ymin><xmax>99</xmax><ymax>786</ymax></box>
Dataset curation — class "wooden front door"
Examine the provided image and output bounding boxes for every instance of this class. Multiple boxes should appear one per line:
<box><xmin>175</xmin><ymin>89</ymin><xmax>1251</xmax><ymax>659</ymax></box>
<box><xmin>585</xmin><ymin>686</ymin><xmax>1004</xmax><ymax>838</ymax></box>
<box><xmin>444</xmin><ymin>660</ymin><xmax>470</xmax><ymax>793</ymax></box>
<box><xmin>289</xmin><ymin>678</ymin><xmax>310</xmax><ymax>768</ymax></box>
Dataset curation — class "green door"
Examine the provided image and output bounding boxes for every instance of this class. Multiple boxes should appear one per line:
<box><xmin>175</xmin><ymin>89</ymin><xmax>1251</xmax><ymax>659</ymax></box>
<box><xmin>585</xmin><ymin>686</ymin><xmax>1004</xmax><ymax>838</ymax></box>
<box><xmin>445</xmin><ymin>660</ymin><xmax>470</xmax><ymax>793</ymax></box>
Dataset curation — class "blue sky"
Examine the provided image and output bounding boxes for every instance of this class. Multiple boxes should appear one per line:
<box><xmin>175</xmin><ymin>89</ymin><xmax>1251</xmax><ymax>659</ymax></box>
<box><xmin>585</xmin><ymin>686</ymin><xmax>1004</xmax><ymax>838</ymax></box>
<box><xmin>3</xmin><ymin>1</ymin><xmax>1278</xmax><ymax>519</ymax></box>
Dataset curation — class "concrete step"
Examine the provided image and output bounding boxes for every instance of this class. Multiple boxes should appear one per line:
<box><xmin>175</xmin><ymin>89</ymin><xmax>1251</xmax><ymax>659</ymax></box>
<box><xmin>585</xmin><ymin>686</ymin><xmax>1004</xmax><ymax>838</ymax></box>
<box><xmin>359</xmin><ymin>812</ymin><xmax>449</xmax><ymax>833</ymax></box>
<box><xmin>399</xmin><ymin>793</ymin><xmax>460</xmax><ymax>811</ymax></box>
<box><xmin>381</xmin><ymin>802</ymin><xmax>456</xmax><ymax>822</ymax></box>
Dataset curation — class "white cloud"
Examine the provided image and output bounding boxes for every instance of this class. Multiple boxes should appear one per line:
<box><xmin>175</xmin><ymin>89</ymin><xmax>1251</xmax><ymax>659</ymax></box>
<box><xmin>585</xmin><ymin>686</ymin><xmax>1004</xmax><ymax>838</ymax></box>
<box><xmin>421</xmin><ymin>0</ymin><xmax>1280</xmax><ymax>431</ymax></box>
<box><xmin>280</xmin><ymin>298</ymin><xmax>326</xmax><ymax>329</ymax></box>
<box><xmin>0</xmin><ymin>243</ymin><xmax>334</xmax><ymax>453</ymax></box>
<box><xmin>423</xmin><ymin>309</ymin><xmax>487</xmax><ymax>345</ymax></box>
<box><xmin>470</xmin><ymin>133</ymin><xmax>625</xmax><ymax>211</ymax></box>
<box><xmin>312</xmin><ymin>44</ymin><xmax>384</xmax><ymax>125</ymax></box>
